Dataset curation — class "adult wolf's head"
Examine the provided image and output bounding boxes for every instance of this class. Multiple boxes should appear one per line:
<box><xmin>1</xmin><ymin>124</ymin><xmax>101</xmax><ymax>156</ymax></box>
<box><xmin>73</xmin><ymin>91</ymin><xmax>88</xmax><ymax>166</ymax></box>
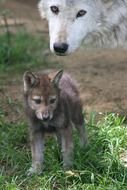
<box><xmin>38</xmin><ymin>0</ymin><xmax>100</xmax><ymax>55</ymax></box>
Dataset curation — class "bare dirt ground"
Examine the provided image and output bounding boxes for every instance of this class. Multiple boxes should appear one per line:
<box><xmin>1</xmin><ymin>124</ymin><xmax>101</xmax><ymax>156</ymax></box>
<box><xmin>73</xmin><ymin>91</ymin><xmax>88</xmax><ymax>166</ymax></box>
<box><xmin>1</xmin><ymin>0</ymin><xmax>127</xmax><ymax>117</ymax></box>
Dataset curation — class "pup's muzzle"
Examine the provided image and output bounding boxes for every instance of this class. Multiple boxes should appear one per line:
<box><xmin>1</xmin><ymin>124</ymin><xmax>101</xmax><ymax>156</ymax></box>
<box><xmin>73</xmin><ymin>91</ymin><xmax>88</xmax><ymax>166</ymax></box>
<box><xmin>36</xmin><ymin>110</ymin><xmax>53</xmax><ymax>121</ymax></box>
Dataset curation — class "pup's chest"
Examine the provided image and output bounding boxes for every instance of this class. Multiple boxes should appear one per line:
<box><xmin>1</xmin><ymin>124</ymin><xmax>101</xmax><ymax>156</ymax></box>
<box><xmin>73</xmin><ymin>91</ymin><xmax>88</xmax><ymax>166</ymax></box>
<box><xmin>40</xmin><ymin>113</ymin><xmax>66</xmax><ymax>132</ymax></box>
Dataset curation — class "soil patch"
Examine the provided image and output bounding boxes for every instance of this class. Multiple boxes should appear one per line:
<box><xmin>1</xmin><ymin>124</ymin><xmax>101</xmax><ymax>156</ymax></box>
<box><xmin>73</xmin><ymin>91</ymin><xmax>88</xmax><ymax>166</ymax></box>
<box><xmin>1</xmin><ymin>0</ymin><xmax>127</xmax><ymax>117</ymax></box>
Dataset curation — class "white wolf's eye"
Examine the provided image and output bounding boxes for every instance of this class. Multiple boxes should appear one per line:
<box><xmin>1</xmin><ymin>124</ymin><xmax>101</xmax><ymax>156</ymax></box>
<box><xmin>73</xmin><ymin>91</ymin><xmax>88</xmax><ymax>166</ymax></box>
<box><xmin>76</xmin><ymin>10</ymin><xmax>87</xmax><ymax>18</ymax></box>
<box><xmin>50</xmin><ymin>6</ymin><xmax>59</xmax><ymax>15</ymax></box>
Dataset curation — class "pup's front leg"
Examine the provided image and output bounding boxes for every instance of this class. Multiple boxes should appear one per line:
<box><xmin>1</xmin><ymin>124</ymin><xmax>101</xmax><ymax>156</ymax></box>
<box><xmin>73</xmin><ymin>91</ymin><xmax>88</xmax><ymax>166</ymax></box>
<box><xmin>60</xmin><ymin>127</ymin><xmax>74</xmax><ymax>170</ymax></box>
<box><xmin>28</xmin><ymin>131</ymin><xmax>44</xmax><ymax>176</ymax></box>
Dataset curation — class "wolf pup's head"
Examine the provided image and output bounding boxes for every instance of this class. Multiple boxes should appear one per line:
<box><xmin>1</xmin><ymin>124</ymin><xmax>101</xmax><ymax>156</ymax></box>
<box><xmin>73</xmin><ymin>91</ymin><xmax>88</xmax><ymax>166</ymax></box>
<box><xmin>23</xmin><ymin>70</ymin><xmax>63</xmax><ymax>121</ymax></box>
<box><xmin>38</xmin><ymin>0</ymin><xmax>100</xmax><ymax>55</ymax></box>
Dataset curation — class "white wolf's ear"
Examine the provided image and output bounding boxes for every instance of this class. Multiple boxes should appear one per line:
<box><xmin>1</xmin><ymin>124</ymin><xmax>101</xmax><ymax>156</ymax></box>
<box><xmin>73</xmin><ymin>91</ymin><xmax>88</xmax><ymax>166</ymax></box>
<box><xmin>38</xmin><ymin>0</ymin><xmax>47</xmax><ymax>19</ymax></box>
<box><xmin>23</xmin><ymin>71</ymin><xmax>39</xmax><ymax>92</ymax></box>
<box><xmin>51</xmin><ymin>70</ymin><xmax>63</xmax><ymax>87</ymax></box>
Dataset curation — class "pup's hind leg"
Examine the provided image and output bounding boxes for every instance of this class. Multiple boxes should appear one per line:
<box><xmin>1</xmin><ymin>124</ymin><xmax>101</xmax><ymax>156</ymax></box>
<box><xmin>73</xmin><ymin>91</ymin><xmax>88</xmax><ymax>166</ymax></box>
<box><xmin>76</xmin><ymin>121</ymin><xmax>88</xmax><ymax>147</ymax></box>
<box><xmin>74</xmin><ymin>111</ymin><xmax>88</xmax><ymax>147</ymax></box>
<box><xmin>60</xmin><ymin>126</ymin><xmax>74</xmax><ymax>170</ymax></box>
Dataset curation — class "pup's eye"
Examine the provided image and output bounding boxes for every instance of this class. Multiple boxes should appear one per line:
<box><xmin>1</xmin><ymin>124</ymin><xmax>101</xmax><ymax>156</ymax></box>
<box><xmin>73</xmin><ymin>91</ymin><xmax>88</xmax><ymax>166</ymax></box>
<box><xmin>49</xmin><ymin>97</ymin><xmax>56</xmax><ymax>104</ymax></box>
<box><xmin>33</xmin><ymin>99</ymin><xmax>41</xmax><ymax>104</ymax></box>
<box><xmin>50</xmin><ymin>6</ymin><xmax>59</xmax><ymax>14</ymax></box>
<box><xmin>76</xmin><ymin>10</ymin><xmax>87</xmax><ymax>18</ymax></box>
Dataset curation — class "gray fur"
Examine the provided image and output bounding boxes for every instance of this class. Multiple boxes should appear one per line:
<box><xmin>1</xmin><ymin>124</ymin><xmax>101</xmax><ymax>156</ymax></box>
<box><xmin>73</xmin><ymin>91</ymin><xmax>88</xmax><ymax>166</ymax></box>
<box><xmin>23</xmin><ymin>70</ymin><xmax>87</xmax><ymax>175</ymax></box>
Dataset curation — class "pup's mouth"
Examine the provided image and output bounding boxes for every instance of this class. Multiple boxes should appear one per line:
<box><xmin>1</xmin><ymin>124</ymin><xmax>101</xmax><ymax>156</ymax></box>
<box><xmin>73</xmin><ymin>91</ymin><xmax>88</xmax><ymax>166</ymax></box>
<box><xmin>36</xmin><ymin>111</ymin><xmax>53</xmax><ymax>121</ymax></box>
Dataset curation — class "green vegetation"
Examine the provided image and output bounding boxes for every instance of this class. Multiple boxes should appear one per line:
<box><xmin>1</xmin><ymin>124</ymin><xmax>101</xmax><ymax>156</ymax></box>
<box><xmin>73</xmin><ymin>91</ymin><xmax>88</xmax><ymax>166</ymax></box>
<box><xmin>0</xmin><ymin>112</ymin><xmax>127</xmax><ymax>189</ymax></box>
<box><xmin>0</xmin><ymin>31</ymin><xmax>127</xmax><ymax>189</ymax></box>
<box><xmin>0</xmin><ymin>32</ymin><xmax>61</xmax><ymax>76</ymax></box>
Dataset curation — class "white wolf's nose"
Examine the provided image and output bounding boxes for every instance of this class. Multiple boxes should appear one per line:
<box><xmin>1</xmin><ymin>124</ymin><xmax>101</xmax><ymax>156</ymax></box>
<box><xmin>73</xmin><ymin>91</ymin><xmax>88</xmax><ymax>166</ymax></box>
<box><xmin>53</xmin><ymin>43</ymin><xmax>68</xmax><ymax>54</ymax></box>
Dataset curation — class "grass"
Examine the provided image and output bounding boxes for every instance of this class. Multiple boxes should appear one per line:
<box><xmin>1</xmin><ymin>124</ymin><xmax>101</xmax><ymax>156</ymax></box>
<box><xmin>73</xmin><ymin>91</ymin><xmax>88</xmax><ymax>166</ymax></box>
<box><xmin>0</xmin><ymin>31</ymin><xmax>62</xmax><ymax>78</ymax></box>
<box><xmin>0</xmin><ymin>31</ymin><xmax>127</xmax><ymax>189</ymax></box>
<box><xmin>0</xmin><ymin>112</ymin><xmax>127</xmax><ymax>190</ymax></box>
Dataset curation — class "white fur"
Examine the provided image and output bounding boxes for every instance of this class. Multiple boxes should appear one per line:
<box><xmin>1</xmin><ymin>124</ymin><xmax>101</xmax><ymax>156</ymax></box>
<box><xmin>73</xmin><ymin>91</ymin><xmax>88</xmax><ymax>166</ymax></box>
<box><xmin>38</xmin><ymin>0</ymin><xmax>127</xmax><ymax>55</ymax></box>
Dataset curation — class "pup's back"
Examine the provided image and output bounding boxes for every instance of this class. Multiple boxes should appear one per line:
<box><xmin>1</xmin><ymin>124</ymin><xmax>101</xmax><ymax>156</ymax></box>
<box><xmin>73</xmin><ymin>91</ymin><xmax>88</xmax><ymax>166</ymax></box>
<box><xmin>59</xmin><ymin>73</ymin><xmax>79</xmax><ymax>99</ymax></box>
<box><xmin>59</xmin><ymin>73</ymin><xmax>83</xmax><ymax>126</ymax></box>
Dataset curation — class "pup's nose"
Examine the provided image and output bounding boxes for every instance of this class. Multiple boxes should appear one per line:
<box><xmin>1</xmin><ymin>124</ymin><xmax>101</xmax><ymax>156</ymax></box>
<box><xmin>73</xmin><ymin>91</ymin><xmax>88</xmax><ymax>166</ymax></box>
<box><xmin>42</xmin><ymin>111</ymin><xmax>49</xmax><ymax>121</ymax></box>
<box><xmin>53</xmin><ymin>43</ymin><xmax>68</xmax><ymax>54</ymax></box>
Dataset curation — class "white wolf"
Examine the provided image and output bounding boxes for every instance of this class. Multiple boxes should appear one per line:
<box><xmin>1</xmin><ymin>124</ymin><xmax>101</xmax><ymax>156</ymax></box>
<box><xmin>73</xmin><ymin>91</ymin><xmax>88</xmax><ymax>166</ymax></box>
<box><xmin>38</xmin><ymin>0</ymin><xmax>127</xmax><ymax>55</ymax></box>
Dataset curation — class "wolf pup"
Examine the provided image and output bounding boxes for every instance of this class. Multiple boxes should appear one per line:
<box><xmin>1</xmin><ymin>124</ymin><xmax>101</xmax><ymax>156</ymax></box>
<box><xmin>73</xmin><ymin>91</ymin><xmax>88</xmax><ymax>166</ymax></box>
<box><xmin>23</xmin><ymin>70</ymin><xmax>87</xmax><ymax>175</ymax></box>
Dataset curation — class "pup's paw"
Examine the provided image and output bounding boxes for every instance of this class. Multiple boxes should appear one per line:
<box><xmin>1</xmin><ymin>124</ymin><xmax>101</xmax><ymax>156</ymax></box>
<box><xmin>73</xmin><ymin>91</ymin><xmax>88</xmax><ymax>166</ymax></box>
<box><xmin>63</xmin><ymin>161</ymin><xmax>73</xmax><ymax>171</ymax></box>
<box><xmin>27</xmin><ymin>166</ymin><xmax>42</xmax><ymax>176</ymax></box>
<box><xmin>120</xmin><ymin>150</ymin><xmax>127</xmax><ymax>168</ymax></box>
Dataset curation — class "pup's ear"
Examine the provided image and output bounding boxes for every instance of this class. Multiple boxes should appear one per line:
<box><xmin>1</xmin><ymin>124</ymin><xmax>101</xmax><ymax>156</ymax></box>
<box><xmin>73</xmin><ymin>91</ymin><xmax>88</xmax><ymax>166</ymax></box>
<box><xmin>38</xmin><ymin>0</ymin><xmax>47</xmax><ymax>19</ymax></box>
<box><xmin>23</xmin><ymin>71</ymin><xmax>39</xmax><ymax>92</ymax></box>
<box><xmin>52</xmin><ymin>70</ymin><xmax>63</xmax><ymax>87</ymax></box>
